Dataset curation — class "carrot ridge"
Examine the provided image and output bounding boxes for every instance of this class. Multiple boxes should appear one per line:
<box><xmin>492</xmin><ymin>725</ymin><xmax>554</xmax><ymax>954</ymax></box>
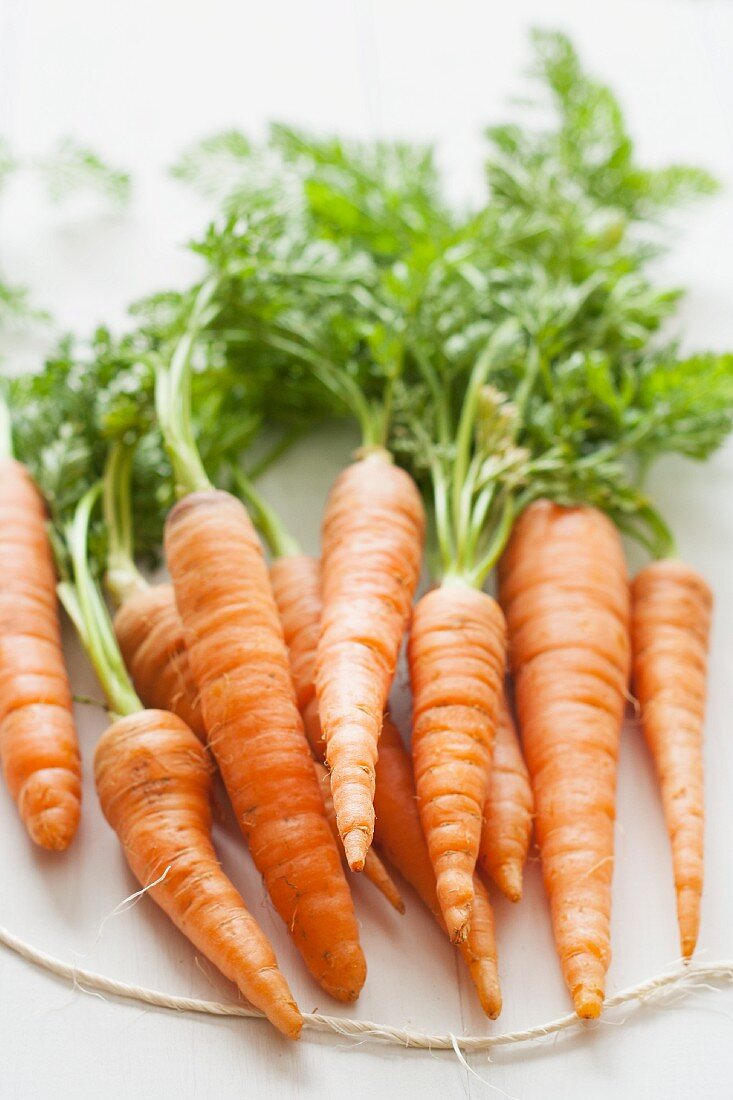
<box><xmin>270</xmin><ymin>554</ymin><xmax>324</xmax><ymax>760</ymax></box>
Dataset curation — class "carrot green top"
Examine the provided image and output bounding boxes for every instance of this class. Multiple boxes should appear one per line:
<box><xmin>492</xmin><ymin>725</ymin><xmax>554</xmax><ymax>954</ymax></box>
<box><xmin>57</xmin><ymin>484</ymin><xmax>142</xmax><ymax>720</ymax></box>
<box><xmin>102</xmin><ymin>441</ymin><xmax>151</xmax><ymax>607</ymax></box>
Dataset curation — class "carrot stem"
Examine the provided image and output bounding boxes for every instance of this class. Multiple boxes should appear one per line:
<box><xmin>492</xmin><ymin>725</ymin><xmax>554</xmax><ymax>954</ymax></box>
<box><xmin>58</xmin><ymin>484</ymin><xmax>141</xmax><ymax>719</ymax></box>
<box><xmin>103</xmin><ymin>441</ymin><xmax>149</xmax><ymax>607</ymax></box>
<box><xmin>155</xmin><ymin>276</ymin><xmax>220</xmax><ymax>497</ymax></box>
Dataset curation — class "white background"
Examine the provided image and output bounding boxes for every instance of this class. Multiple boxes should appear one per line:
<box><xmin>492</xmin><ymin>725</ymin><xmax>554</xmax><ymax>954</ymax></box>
<box><xmin>2</xmin><ymin>1</ymin><xmax>733</xmax><ymax>1097</ymax></box>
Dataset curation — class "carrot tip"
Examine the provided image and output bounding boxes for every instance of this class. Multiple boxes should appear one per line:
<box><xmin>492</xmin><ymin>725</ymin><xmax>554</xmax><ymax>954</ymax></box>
<box><xmin>272</xmin><ymin>1003</ymin><xmax>304</xmax><ymax>1040</ymax></box>
<box><xmin>574</xmin><ymin>987</ymin><xmax>604</xmax><ymax>1020</ymax></box>
<box><xmin>677</xmin><ymin>889</ymin><xmax>700</xmax><ymax>960</ymax></box>
<box><xmin>474</xmin><ymin>963</ymin><xmax>503</xmax><ymax>1019</ymax></box>
<box><xmin>680</xmin><ymin>937</ymin><xmax>697</xmax><ymax>960</ymax></box>
<box><xmin>343</xmin><ymin>830</ymin><xmax>368</xmax><ymax>872</ymax></box>
<box><xmin>445</xmin><ymin>903</ymin><xmax>472</xmax><ymax>944</ymax></box>
<box><xmin>494</xmin><ymin>862</ymin><xmax>523</xmax><ymax>904</ymax></box>
<box><xmin>20</xmin><ymin>772</ymin><xmax>81</xmax><ymax>851</ymax></box>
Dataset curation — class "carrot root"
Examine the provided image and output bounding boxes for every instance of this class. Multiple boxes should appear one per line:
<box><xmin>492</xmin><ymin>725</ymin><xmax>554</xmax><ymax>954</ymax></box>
<box><xmin>478</xmin><ymin>692</ymin><xmax>533</xmax><ymax>903</ymax></box>
<box><xmin>317</xmin><ymin>453</ymin><xmax>424</xmax><ymax>870</ymax></box>
<box><xmin>165</xmin><ymin>490</ymin><xmax>366</xmax><ymax>1002</ymax></box>
<box><xmin>631</xmin><ymin>558</ymin><xmax>712</xmax><ymax>959</ymax></box>
<box><xmin>95</xmin><ymin>709</ymin><xmax>302</xmax><ymax>1038</ymax></box>
<box><xmin>114</xmin><ymin>583</ymin><xmax>206</xmax><ymax>741</ymax></box>
<box><xmin>374</xmin><ymin>715</ymin><xmax>501</xmax><ymax>1017</ymax></box>
<box><xmin>313</xmin><ymin>760</ymin><xmax>405</xmax><ymax>913</ymax></box>
<box><xmin>409</xmin><ymin>583</ymin><xmax>506</xmax><ymax>942</ymax></box>
<box><xmin>500</xmin><ymin>500</ymin><xmax>630</xmax><ymax>1017</ymax></box>
<box><xmin>462</xmin><ymin>875</ymin><xmax>502</xmax><ymax>1019</ymax></box>
<box><xmin>0</xmin><ymin>458</ymin><xmax>81</xmax><ymax>850</ymax></box>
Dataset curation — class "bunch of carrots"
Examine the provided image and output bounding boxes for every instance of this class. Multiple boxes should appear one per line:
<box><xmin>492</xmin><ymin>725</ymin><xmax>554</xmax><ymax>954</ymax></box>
<box><xmin>1</xmin><ymin>31</ymin><xmax>732</xmax><ymax>1039</ymax></box>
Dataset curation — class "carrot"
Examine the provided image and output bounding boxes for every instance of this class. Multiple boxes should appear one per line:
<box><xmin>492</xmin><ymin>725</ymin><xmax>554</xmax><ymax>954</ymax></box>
<box><xmin>312</xmin><ymin>759</ymin><xmax>404</xmax><ymax>913</ymax></box>
<box><xmin>270</xmin><ymin>546</ymin><xmax>499</xmax><ymax>1011</ymax></box>
<box><xmin>110</xmin><ymin>516</ymin><xmax>403</xmax><ymax>919</ymax></box>
<box><xmin>113</xmin><ymin>584</ymin><xmax>206</xmax><ymax>742</ymax></box>
<box><xmin>499</xmin><ymin>499</ymin><xmax>630</xmax><ymax>1018</ymax></box>
<box><xmin>95</xmin><ymin>710</ymin><xmax>302</xmax><ymax>1037</ymax></box>
<box><xmin>165</xmin><ymin>489</ymin><xmax>366</xmax><ymax>1001</ymax></box>
<box><xmin>101</xmin><ymin>444</ymin><xmax>206</xmax><ymax>742</ymax></box>
<box><xmin>0</xmin><ymin>455</ymin><xmax>81</xmax><ymax>850</ymax></box>
<box><xmin>409</xmin><ymin>584</ymin><xmax>506</xmax><ymax>941</ymax></box>
<box><xmin>374</xmin><ymin>715</ymin><xmax>502</xmax><ymax>1018</ymax></box>
<box><xmin>156</xmin><ymin>288</ymin><xmax>366</xmax><ymax>1001</ymax></box>
<box><xmin>56</xmin><ymin>482</ymin><xmax>301</xmax><ymax>1038</ymax></box>
<box><xmin>316</xmin><ymin>449</ymin><xmax>425</xmax><ymax>871</ymax></box>
<box><xmin>478</xmin><ymin>692</ymin><xmax>533</xmax><ymax>902</ymax></box>
<box><xmin>270</xmin><ymin>553</ymin><xmax>324</xmax><ymax>759</ymax></box>
<box><xmin>631</xmin><ymin>559</ymin><xmax>712</xmax><ymax>958</ymax></box>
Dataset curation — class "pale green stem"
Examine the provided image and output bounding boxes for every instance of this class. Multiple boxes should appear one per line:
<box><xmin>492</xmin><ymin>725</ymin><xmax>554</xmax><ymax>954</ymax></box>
<box><xmin>103</xmin><ymin>442</ymin><xmax>149</xmax><ymax>607</ymax></box>
<box><xmin>451</xmin><ymin>340</ymin><xmax>498</xmax><ymax>525</ymax></box>
<box><xmin>156</xmin><ymin>276</ymin><xmax>220</xmax><ymax>497</ymax></box>
<box><xmin>60</xmin><ymin>484</ymin><xmax>141</xmax><ymax>719</ymax></box>
<box><xmin>470</xmin><ymin>494</ymin><xmax>516</xmax><ymax>589</ymax></box>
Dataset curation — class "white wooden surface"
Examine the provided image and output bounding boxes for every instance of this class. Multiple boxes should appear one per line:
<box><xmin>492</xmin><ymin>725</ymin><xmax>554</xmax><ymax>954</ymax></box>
<box><xmin>2</xmin><ymin>2</ymin><xmax>733</xmax><ymax>1097</ymax></box>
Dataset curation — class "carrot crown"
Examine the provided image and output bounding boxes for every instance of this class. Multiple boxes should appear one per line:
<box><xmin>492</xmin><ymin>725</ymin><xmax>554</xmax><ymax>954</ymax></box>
<box><xmin>57</xmin><ymin>484</ymin><xmax>141</xmax><ymax>719</ymax></box>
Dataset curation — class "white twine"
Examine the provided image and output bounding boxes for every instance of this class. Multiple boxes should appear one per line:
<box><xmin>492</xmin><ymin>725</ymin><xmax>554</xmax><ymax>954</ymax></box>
<box><xmin>1</xmin><ymin>923</ymin><xmax>730</xmax><ymax>1050</ymax></box>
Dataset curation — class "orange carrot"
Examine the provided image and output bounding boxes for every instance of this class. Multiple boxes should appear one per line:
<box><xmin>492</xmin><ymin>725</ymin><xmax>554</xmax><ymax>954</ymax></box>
<box><xmin>312</xmin><ymin>759</ymin><xmax>404</xmax><ymax>913</ymax></box>
<box><xmin>271</xmin><ymin>553</ymin><xmax>501</xmax><ymax>1009</ymax></box>
<box><xmin>103</xmin><ymin>443</ymin><xmax>206</xmax><ymax>742</ymax></box>
<box><xmin>499</xmin><ymin>500</ymin><xmax>630</xmax><ymax>1018</ymax></box>
<box><xmin>0</xmin><ymin>457</ymin><xmax>81</xmax><ymax>849</ymax></box>
<box><xmin>114</xmin><ymin>583</ymin><xmax>206</xmax><ymax>742</ymax></box>
<box><xmin>95</xmin><ymin>708</ymin><xmax>302</xmax><ymax>1038</ymax></box>
<box><xmin>374</xmin><ymin>715</ymin><xmax>501</xmax><ymax>1018</ymax></box>
<box><xmin>478</xmin><ymin>692</ymin><xmax>533</xmax><ymax>902</ymax></box>
<box><xmin>270</xmin><ymin>553</ymin><xmax>324</xmax><ymax>759</ymax></box>
<box><xmin>165</xmin><ymin>489</ymin><xmax>366</xmax><ymax>1001</ymax></box>
<box><xmin>631</xmin><ymin>559</ymin><xmax>712</xmax><ymax>958</ymax></box>
<box><xmin>409</xmin><ymin>584</ymin><xmax>506</xmax><ymax>941</ymax></box>
<box><xmin>316</xmin><ymin>450</ymin><xmax>425</xmax><ymax>870</ymax></box>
